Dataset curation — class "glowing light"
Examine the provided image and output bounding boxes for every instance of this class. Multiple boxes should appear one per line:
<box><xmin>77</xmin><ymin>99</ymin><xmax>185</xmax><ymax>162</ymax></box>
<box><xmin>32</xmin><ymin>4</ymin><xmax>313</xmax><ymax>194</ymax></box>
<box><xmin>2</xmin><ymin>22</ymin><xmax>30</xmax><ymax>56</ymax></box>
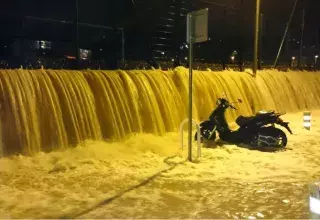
<box><xmin>64</xmin><ymin>55</ymin><xmax>76</xmax><ymax>60</ymax></box>
<box><xmin>292</xmin><ymin>56</ymin><xmax>296</xmax><ymax>60</ymax></box>
<box><xmin>315</xmin><ymin>55</ymin><xmax>319</xmax><ymax>59</ymax></box>
<box><xmin>310</xmin><ymin>197</ymin><xmax>320</xmax><ymax>215</ymax></box>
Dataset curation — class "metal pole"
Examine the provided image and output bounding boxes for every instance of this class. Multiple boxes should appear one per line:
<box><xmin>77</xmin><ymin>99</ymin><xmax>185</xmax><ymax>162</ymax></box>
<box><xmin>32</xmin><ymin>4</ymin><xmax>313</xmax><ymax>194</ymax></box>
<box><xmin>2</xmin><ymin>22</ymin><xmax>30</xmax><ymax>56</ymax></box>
<box><xmin>174</xmin><ymin>0</ymin><xmax>182</xmax><ymax>66</ymax></box>
<box><xmin>20</xmin><ymin>18</ymin><xmax>25</xmax><ymax>68</ymax></box>
<box><xmin>285</xmin><ymin>30</ymin><xmax>290</xmax><ymax>58</ymax></box>
<box><xmin>253</xmin><ymin>0</ymin><xmax>261</xmax><ymax>75</ymax></box>
<box><xmin>258</xmin><ymin>13</ymin><xmax>264</xmax><ymax>70</ymax></box>
<box><xmin>75</xmin><ymin>0</ymin><xmax>80</xmax><ymax>69</ymax></box>
<box><xmin>273</xmin><ymin>0</ymin><xmax>298</xmax><ymax>68</ymax></box>
<box><xmin>222</xmin><ymin>5</ymin><xmax>227</xmax><ymax>70</ymax></box>
<box><xmin>298</xmin><ymin>8</ymin><xmax>305</xmax><ymax>68</ymax></box>
<box><xmin>188</xmin><ymin>14</ymin><xmax>194</xmax><ymax>162</ymax></box>
<box><xmin>316</xmin><ymin>28</ymin><xmax>319</xmax><ymax>52</ymax></box>
<box><xmin>121</xmin><ymin>29</ymin><xmax>125</xmax><ymax>62</ymax></box>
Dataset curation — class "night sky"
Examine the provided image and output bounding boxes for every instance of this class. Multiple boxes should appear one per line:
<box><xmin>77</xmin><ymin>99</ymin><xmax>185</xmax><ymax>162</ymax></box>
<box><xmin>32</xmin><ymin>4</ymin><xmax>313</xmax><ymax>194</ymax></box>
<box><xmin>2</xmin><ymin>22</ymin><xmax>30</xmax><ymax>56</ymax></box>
<box><xmin>0</xmin><ymin>0</ymin><xmax>319</xmax><ymax>64</ymax></box>
<box><xmin>1</xmin><ymin>0</ymin><xmax>317</xmax><ymax>33</ymax></box>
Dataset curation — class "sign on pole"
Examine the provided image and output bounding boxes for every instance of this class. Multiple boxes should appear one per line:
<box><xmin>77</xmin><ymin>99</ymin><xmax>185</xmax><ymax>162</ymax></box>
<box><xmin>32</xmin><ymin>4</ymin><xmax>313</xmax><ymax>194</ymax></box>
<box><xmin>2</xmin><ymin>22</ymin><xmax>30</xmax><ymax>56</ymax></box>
<box><xmin>186</xmin><ymin>8</ymin><xmax>208</xmax><ymax>162</ymax></box>
<box><xmin>187</xmin><ymin>8</ymin><xmax>209</xmax><ymax>44</ymax></box>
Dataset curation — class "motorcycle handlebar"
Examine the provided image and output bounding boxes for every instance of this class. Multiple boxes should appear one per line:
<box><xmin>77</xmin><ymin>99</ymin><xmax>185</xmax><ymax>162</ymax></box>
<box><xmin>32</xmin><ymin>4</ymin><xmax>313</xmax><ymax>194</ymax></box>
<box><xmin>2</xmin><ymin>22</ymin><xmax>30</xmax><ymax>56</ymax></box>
<box><xmin>230</xmin><ymin>104</ymin><xmax>237</xmax><ymax>110</ymax></box>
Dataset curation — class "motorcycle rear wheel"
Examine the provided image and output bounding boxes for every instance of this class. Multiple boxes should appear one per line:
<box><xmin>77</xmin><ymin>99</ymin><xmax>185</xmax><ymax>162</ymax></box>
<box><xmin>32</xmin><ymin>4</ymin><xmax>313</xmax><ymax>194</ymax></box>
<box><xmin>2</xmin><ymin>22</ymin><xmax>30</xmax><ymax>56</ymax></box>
<box><xmin>252</xmin><ymin>127</ymin><xmax>287</xmax><ymax>148</ymax></box>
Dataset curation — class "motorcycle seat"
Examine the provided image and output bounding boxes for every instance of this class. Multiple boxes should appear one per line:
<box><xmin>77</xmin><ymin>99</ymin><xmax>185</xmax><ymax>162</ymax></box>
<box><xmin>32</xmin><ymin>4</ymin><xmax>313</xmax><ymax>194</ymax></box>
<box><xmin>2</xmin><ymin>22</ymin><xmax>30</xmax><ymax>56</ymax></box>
<box><xmin>256</xmin><ymin>110</ymin><xmax>273</xmax><ymax>115</ymax></box>
<box><xmin>236</xmin><ymin>115</ymin><xmax>255</xmax><ymax>127</ymax></box>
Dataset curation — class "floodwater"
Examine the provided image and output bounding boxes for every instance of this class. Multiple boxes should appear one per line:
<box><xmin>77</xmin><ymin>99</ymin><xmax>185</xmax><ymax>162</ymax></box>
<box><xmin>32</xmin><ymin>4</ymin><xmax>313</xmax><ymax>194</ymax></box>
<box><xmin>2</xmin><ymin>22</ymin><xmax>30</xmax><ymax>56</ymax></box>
<box><xmin>1</xmin><ymin>111</ymin><xmax>320</xmax><ymax>219</ymax></box>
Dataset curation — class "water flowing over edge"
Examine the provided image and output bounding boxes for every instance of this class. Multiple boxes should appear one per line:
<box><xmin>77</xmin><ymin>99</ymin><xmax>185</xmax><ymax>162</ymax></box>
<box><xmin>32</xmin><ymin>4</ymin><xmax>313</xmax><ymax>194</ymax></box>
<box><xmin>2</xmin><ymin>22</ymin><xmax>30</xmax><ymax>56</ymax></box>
<box><xmin>0</xmin><ymin>67</ymin><xmax>319</xmax><ymax>156</ymax></box>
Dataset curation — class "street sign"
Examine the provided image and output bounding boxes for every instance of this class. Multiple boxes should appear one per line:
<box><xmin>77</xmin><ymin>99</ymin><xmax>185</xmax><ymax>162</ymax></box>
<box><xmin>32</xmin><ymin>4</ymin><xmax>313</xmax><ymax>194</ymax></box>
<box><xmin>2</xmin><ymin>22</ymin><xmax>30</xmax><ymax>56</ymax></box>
<box><xmin>187</xmin><ymin>8</ymin><xmax>209</xmax><ymax>43</ymax></box>
<box><xmin>185</xmin><ymin>8</ymin><xmax>209</xmax><ymax>162</ymax></box>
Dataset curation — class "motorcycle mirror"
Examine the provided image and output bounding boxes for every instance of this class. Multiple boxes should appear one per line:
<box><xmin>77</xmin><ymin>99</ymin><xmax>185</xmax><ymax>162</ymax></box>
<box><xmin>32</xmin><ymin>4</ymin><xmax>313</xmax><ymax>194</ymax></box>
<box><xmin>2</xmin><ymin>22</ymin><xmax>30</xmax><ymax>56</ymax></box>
<box><xmin>238</xmin><ymin>98</ymin><xmax>243</xmax><ymax>103</ymax></box>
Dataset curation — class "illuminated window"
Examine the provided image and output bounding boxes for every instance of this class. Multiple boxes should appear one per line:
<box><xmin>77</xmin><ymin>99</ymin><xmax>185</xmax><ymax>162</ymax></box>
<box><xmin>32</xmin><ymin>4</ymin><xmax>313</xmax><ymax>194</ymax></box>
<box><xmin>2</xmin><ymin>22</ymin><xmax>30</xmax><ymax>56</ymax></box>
<box><xmin>79</xmin><ymin>49</ymin><xmax>92</xmax><ymax>60</ymax></box>
<box><xmin>33</xmin><ymin>40</ymin><xmax>52</xmax><ymax>50</ymax></box>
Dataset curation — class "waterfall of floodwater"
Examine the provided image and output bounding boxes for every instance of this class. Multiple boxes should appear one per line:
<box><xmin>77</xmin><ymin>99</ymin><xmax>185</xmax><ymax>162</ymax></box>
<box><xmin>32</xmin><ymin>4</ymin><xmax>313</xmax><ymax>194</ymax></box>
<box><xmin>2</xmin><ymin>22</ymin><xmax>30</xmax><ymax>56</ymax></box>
<box><xmin>0</xmin><ymin>67</ymin><xmax>320</xmax><ymax>156</ymax></box>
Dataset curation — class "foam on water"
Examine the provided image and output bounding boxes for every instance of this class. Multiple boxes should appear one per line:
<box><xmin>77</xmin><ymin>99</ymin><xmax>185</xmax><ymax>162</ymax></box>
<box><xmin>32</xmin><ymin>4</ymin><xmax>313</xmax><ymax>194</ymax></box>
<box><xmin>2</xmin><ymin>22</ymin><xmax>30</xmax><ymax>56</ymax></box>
<box><xmin>1</xmin><ymin>111</ymin><xmax>320</xmax><ymax>218</ymax></box>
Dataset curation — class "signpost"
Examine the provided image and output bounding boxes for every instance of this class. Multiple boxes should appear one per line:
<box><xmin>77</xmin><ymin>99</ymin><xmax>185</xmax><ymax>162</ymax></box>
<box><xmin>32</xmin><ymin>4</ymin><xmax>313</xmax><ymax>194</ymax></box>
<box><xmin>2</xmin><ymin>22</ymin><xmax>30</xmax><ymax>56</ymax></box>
<box><xmin>186</xmin><ymin>8</ymin><xmax>208</xmax><ymax>162</ymax></box>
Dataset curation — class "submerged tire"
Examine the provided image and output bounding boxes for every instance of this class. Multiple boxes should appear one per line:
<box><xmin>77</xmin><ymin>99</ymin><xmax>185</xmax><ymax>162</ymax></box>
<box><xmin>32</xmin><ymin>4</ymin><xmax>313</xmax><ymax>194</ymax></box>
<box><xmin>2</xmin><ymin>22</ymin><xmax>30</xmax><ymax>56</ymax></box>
<box><xmin>274</xmin><ymin>128</ymin><xmax>288</xmax><ymax>147</ymax></box>
<box><xmin>253</xmin><ymin>127</ymin><xmax>287</xmax><ymax>148</ymax></box>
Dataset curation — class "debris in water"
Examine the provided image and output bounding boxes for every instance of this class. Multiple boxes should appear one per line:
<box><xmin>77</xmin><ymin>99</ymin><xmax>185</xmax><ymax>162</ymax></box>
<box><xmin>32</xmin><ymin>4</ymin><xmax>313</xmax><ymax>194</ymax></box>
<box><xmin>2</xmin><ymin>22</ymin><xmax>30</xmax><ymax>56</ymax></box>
<box><xmin>282</xmin><ymin>199</ymin><xmax>290</xmax><ymax>204</ymax></box>
<box><xmin>257</xmin><ymin>212</ymin><xmax>264</xmax><ymax>218</ymax></box>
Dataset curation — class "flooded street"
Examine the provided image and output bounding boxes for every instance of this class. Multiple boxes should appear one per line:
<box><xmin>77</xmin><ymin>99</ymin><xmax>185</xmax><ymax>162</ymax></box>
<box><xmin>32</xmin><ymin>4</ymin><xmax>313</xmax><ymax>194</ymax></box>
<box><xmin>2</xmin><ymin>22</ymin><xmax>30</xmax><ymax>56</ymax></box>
<box><xmin>1</xmin><ymin>111</ymin><xmax>320</xmax><ymax>219</ymax></box>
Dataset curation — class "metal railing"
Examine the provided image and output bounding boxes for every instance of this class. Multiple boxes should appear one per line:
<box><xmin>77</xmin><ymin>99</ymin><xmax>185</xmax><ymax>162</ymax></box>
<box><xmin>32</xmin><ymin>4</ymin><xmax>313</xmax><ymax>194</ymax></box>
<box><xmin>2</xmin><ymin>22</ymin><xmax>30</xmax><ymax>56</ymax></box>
<box><xmin>179</xmin><ymin>118</ymin><xmax>201</xmax><ymax>161</ymax></box>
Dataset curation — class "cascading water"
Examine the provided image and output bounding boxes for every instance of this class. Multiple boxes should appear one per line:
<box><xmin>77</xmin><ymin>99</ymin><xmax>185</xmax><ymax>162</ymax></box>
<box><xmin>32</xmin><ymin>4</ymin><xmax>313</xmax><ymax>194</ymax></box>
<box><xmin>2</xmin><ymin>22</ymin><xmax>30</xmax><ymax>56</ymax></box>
<box><xmin>0</xmin><ymin>67</ymin><xmax>320</xmax><ymax>157</ymax></box>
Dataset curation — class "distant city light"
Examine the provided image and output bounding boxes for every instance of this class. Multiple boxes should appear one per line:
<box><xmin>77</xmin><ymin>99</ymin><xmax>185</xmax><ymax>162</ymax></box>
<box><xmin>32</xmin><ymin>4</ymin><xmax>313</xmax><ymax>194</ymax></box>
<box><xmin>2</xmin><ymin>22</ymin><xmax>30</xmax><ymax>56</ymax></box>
<box><xmin>171</xmin><ymin>58</ymin><xmax>175</xmax><ymax>62</ymax></box>
<box><xmin>315</xmin><ymin>55</ymin><xmax>319</xmax><ymax>59</ymax></box>
<box><xmin>100</xmin><ymin>48</ymin><xmax>103</xmax><ymax>51</ymax></box>
<box><xmin>292</xmin><ymin>56</ymin><xmax>296</xmax><ymax>60</ymax></box>
<box><xmin>185</xmin><ymin>57</ymin><xmax>188</xmax><ymax>60</ymax></box>
<box><xmin>33</xmin><ymin>40</ymin><xmax>52</xmax><ymax>50</ymax></box>
<box><xmin>161</xmin><ymin>51</ymin><xmax>165</xmax><ymax>55</ymax></box>
<box><xmin>231</xmin><ymin>56</ymin><xmax>235</xmax><ymax>61</ymax></box>
<box><xmin>79</xmin><ymin>49</ymin><xmax>92</xmax><ymax>60</ymax></box>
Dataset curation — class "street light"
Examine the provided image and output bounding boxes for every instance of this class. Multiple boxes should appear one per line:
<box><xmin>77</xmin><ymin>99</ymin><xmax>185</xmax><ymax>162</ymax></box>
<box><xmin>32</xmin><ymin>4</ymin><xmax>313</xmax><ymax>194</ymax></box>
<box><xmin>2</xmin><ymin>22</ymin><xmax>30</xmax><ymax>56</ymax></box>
<box><xmin>315</xmin><ymin>55</ymin><xmax>319</xmax><ymax>68</ymax></box>
<box><xmin>231</xmin><ymin>56</ymin><xmax>235</xmax><ymax>63</ymax></box>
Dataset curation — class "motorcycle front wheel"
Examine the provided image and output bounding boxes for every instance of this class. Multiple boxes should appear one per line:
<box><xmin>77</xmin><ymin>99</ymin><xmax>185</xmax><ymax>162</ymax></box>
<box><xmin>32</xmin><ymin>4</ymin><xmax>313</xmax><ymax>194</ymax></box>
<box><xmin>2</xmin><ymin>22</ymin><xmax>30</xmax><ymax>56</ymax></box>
<box><xmin>252</xmin><ymin>127</ymin><xmax>288</xmax><ymax>148</ymax></box>
<box><xmin>194</xmin><ymin>129</ymin><xmax>217</xmax><ymax>142</ymax></box>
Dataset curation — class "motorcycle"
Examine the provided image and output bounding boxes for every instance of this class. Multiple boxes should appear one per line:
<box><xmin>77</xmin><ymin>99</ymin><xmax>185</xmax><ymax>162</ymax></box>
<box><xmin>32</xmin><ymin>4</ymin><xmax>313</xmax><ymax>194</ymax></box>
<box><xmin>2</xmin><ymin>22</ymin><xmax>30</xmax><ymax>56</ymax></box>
<box><xmin>194</xmin><ymin>97</ymin><xmax>293</xmax><ymax>148</ymax></box>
